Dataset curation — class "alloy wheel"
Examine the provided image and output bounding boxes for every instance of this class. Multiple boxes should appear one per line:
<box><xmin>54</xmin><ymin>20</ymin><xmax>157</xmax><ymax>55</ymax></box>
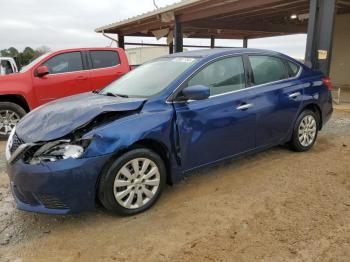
<box><xmin>298</xmin><ymin>115</ymin><xmax>317</xmax><ymax>147</ymax></box>
<box><xmin>113</xmin><ymin>158</ymin><xmax>161</xmax><ymax>209</ymax></box>
<box><xmin>0</xmin><ymin>110</ymin><xmax>20</xmax><ymax>136</ymax></box>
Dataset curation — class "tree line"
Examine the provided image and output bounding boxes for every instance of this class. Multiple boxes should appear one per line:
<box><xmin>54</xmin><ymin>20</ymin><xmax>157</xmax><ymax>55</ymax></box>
<box><xmin>0</xmin><ymin>46</ymin><xmax>51</xmax><ymax>66</ymax></box>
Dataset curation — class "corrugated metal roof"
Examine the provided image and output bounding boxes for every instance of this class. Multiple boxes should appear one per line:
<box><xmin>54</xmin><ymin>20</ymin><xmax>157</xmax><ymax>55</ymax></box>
<box><xmin>95</xmin><ymin>0</ymin><xmax>203</xmax><ymax>32</ymax></box>
<box><xmin>94</xmin><ymin>0</ymin><xmax>315</xmax><ymax>39</ymax></box>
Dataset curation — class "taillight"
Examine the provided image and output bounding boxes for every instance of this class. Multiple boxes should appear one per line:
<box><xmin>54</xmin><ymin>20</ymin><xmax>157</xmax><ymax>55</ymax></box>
<box><xmin>322</xmin><ymin>77</ymin><xmax>333</xmax><ymax>91</ymax></box>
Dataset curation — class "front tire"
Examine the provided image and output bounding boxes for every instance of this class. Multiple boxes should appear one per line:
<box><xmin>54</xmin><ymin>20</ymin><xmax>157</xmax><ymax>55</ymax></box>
<box><xmin>98</xmin><ymin>148</ymin><xmax>166</xmax><ymax>216</ymax></box>
<box><xmin>0</xmin><ymin>102</ymin><xmax>26</xmax><ymax>139</ymax></box>
<box><xmin>289</xmin><ymin>110</ymin><xmax>319</xmax><ymax>152</ymax></box>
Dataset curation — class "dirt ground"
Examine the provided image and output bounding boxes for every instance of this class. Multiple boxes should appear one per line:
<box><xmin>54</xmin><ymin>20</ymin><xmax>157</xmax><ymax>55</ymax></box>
<box><xmin>0</xmin><ymin>110</ymin><xmax>349</xmax><ymax>262</ymax></box>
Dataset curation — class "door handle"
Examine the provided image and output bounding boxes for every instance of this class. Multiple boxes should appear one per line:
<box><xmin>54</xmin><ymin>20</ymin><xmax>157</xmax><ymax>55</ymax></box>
<box><xmin>76</xmin><ymin>76</ymin><xmax>88</xmax><ymax>80</ymax></box>
<box><xmin>288</xmin><ymin>92</ymin><xmax>301</xmax><ymax>99</ymax></box>
<box><xmin>236</xmin><ymin>103</ymin><xmax>254</xmax><ymax>110</ymax></box>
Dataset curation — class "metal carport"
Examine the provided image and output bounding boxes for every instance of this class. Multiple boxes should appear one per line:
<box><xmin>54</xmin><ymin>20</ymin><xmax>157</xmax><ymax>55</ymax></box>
<box><xmin>95</xmin><ymin>0</ymin><xmax>350</xmax><ymax>77</ymax></box>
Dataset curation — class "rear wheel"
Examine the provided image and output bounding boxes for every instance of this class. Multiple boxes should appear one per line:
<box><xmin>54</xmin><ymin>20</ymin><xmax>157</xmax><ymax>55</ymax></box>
<box><xmin>98</xmin><ymin>148</ymin><xmax>166</xmax><ymax>215</ymax></box>
<box><xmin>0</xmin><ymin>102</ymin><xmax>26</xmax><ymax>138</ymax></box>
<box><xmin>289</xmin><ymin>110</ymin><xmax>319</xmax><ymax>152</ymax></box>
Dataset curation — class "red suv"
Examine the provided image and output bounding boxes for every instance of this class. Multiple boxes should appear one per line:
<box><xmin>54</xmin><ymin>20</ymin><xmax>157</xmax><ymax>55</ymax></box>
<box><xmin>0</xmin><ymin>47</ymin><xmax>130</xmax><ymax>137</ymax></box>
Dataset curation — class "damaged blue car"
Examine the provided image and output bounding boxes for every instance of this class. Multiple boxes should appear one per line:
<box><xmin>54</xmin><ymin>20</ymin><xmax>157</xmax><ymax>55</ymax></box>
<box><xmin>6</xmin><ymin>49</ymin><xmax>333</xmax><ymax>215</ymax></box>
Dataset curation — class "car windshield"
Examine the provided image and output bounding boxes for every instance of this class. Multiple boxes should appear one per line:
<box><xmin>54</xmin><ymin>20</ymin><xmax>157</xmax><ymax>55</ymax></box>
<box><xmin>100</xmin><ymin>57</ymin><xmax>198</xmax><ymax>98</ymax></box>
<box><xmin>20</xmin><ymin>52</ymin><xmax>52</xmax><ymax>72</ymax></box>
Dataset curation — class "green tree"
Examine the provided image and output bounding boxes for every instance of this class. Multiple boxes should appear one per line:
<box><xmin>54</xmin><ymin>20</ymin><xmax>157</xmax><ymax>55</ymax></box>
<box><xmin>1</xmin><ymin>46</ymin><xmax>51</xmax><ymax>66</ymax></box>
<box><xmin>18</xmin><ymin>47</ymin><xmax>36</xmax><ymax>65</ymax></box>
<box><xmin>0</xmin><ymin>47</ymin><xmax>19</xmax><ymax>57</ymax></box>
<box><xmin>8</xmin><ymin>47</ymin><xmax>19</xmax><ymax>57</ymax></box>
<box><xmin>0</xmin><ymin>49</ymin><xmax>11</xmax><ymax>57</ymax></box>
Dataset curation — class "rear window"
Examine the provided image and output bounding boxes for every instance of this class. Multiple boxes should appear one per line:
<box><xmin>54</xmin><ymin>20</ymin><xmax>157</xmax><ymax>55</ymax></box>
<box><xmin>249</xmin><ymin>56</ymin><xmax>289</xmax><ymax>86</ymax></box>
<box><xmin>90</xmin><ymin>51</ymin><xmax>120</xmax><ymax>69</ymax></box>
<box><xmin>1</xmin><ymin>60</ymin><xmax>14</xmax><ymax>74</ymax></box>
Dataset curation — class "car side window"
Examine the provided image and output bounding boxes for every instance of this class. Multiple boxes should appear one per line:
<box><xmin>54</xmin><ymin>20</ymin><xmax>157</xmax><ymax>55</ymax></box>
<box><xmin>43</xmin><ymin>52</ymin><xmax>83</xmax><ymax>74</ymax></box>
<box><xmin>187</xmin><ymin>56</ymin><xmax>246</xmax><ymax>96</ymax></box>
<box><xmin>90</xmin><ymin>51</ymin><xmax>120</xmax><ymax>69</ymax></box>
<box><xmin>249</xmin><ymin>56</ymin><xmax>289</xmax><ymax>86</ymax></box>
<box><xmin>1</xmin><ymin>60</ymin><xmax>14</xmax><ymax>74</ymax></box>
<box><xmin>286</xmin><ymin>60</ymin><xmax>300</xmax><ymax>77</ymax></box>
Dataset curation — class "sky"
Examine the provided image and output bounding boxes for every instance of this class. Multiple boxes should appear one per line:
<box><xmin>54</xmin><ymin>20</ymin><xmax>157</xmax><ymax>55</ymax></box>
<box><xmin>0</xmin><ymin>0</ymin><xmax>307</xmax><ymax>59</ymax></box>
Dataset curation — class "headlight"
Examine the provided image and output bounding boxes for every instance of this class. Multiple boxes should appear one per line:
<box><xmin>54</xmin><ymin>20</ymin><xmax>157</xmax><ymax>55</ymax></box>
<box><xmin>45</xmin><ymin>144</ymin><xmax>84</xmax><ymax>159</ymax></box>
<box><xmin>29</xmin><ymin>142</ymin><xmax>85</xmax><ymax>165</ymax></box>
<box><xmin>5</xmin><ymin>127</ymin><xmax>16</xmax><ymax>161</ymax></box>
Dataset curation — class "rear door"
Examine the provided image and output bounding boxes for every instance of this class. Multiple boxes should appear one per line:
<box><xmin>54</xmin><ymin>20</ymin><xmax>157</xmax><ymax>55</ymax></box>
<box><xmin>173</xmin><ymin>56</ymin><xmax>256</xmax><ymax>171</ymax></box>
<box><xmin>33</xmin><ymin>51</ymin><xmax>90</xmax><ymax>104</ymax></box>
<box><xmin>246</xmin><ymin>55</ymin><xmax>304</xmax><ymax>147</ymax></box>
<box><xmin>88</xmin><ymin>50</ymin><xmax>126</xmax><ymax>89</ymax></box>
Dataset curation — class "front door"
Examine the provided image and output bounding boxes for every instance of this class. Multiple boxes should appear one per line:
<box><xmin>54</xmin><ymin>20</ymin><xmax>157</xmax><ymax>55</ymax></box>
<box><xmin>33</xmin><ymin>51</ymin><xmax>90</xmax><ymax>105</ymax></box>
<box><xmin>173</xmin><ymin>56</ymin><xmax>256</xmax><ymax>171</ymax></box>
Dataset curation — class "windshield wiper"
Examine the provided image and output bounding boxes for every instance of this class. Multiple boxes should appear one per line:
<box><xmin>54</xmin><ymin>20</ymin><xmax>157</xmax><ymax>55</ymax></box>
<box><xmin>104</xmin><ymin>92</ymin><xmax>129</xmax><ymax>98</ymax></box>
<box><xmin>115</xmin><ymin>93</ymin><xmax>129</xmax><ymax>98</ymax></box>
<box><xmin>104</xmin><ymin>92</ymin><xmax>117</xmax><ymax>97</ymax></box>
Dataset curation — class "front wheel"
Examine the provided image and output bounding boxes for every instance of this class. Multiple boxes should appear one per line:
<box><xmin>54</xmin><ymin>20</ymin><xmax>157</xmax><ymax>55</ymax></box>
<box><xmin>289</xmin><ymin>110</ymin><xmax>319</xmax><ymax>152</ymax></box>
<box><xmin>98</xmin><ymin>148</ymin><xmax>166</xmax><ymax>216</ymax></box>
<box><xmin>0</xmin><ymin>102</ymin><xmax>26</xmax><ymax>139</ymax></box>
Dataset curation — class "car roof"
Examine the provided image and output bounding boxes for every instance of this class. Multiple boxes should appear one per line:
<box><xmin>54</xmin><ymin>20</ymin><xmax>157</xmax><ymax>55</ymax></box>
<box><xmin>165</xmin><ymin>48</ymin><xmax>285</xmax><ymax>59</ymax></box>
<box><xmin>47</xmin><ymin>47</ymin><xmax>123</xmax><ymax>55</ymax></box>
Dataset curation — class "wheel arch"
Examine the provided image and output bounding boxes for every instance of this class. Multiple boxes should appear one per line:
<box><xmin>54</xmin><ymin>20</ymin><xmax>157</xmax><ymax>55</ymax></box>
<box><xmin>300</xmin><ymin>103</ymin><xmax>322</xmax><ymax>130</ymax></box>
<box><xmin>0</xmin><ymin>94</ymin><xmax>30</xmax><ymax>112</ymax></box>
<box><xmin>95</xmin><ymin>138</ymin><xmax>173</xmax><ymax>210</ymax></box>
<box><xmin>96</xmin><ymin>138</ymin><xmax>173</xmax><ymax>196</ymax></box>
<box><xmin>132</xmin><ymin>139</ymin><xmax>172</xmax><ymax>185</ymax></box>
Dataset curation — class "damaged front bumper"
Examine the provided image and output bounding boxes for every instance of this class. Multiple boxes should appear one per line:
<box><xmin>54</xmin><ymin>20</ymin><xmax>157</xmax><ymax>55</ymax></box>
<box><xmin>7</xmin><ymin>154</ymin><xmax>112</xmax><ymax>214</ymax></box>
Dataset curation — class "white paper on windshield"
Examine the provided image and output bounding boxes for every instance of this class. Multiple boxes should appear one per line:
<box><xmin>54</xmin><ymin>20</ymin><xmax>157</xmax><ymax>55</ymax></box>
<box><xmin>172</xmin><ymin>57</ymin><xmax>196</xmax><ymax>63</ymax></box>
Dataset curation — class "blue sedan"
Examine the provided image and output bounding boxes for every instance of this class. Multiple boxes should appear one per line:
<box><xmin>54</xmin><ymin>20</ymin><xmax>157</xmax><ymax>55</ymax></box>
<box><xmin>6</xmin><ymin>49</ymin><xmax>333</xmax><ymax>215</ymax></box>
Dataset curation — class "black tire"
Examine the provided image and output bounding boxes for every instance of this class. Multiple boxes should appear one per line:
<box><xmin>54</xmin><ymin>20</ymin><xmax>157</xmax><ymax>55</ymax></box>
<box><xmin>98</xmin><ymin>148</ymin><xmax>166</xmax><ymax>216</ymax></box>
<box><xmin>0</xmin><ymin>102</ymin><xmax>26</xmax><ymax>139</ymax></box>
<box><xmin>289</xmin><ymin>109</ymin><xmax>319</xmax><ymax>152</ymax></box>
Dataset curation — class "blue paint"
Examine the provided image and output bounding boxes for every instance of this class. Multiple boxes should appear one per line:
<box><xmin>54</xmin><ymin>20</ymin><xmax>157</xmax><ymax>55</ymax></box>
<box><xmin>7</xmin><ymin>49</ymin><xmax>333</xmax><ymax>214</ymax></box>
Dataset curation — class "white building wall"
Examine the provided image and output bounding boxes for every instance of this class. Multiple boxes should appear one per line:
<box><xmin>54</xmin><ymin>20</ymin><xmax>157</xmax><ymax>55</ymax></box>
<box><xmin>125</xmin><ymin>46</ymin><xmax>170</xmax><ymax>65</ymax></box>
<box><xmin>330</xmin><ymin>13</ymin><xmax>350</xmax><ymax>87</ymax></box>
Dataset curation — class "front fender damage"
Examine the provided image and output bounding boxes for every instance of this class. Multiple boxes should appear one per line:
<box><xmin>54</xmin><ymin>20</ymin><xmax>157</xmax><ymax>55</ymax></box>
<box><xmin>14</xmin><ymin>109</ymin><xmax>141</xmax><ymax>164</ymax></box>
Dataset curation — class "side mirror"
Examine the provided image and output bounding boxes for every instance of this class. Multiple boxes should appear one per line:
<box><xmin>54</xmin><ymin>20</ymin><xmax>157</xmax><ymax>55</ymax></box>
<box><xmin>36</xmin><ymin>66</ymin><xmax>49</xmax><ymax>77</ymax></box>
<box><xmin>180</xmin><ymin>85</ymin><xmax>210</xmax><ymax>101</ymax></box>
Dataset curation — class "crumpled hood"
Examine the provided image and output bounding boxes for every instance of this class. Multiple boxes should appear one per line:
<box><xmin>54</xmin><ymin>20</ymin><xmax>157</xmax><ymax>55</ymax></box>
<box><xmin>16</xmin><ymin>92</ymin><xmax>147</xmax><ymax>142</ymax></box>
